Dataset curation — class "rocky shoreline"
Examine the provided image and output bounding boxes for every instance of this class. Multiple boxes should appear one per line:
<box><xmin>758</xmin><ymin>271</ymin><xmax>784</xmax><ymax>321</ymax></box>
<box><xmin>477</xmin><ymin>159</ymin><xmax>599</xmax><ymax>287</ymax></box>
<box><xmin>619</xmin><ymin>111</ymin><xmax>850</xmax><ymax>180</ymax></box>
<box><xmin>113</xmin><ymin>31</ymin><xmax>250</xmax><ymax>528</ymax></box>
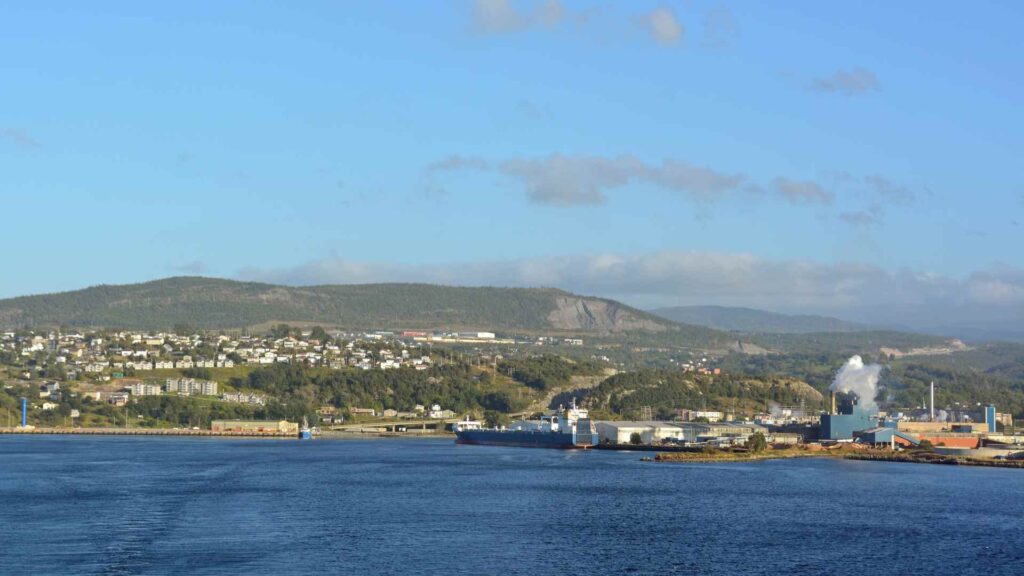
<box><xmin>652</xmin><ymin>447</ymin><xmax>1024</xmax><ymax>469</ymax></box>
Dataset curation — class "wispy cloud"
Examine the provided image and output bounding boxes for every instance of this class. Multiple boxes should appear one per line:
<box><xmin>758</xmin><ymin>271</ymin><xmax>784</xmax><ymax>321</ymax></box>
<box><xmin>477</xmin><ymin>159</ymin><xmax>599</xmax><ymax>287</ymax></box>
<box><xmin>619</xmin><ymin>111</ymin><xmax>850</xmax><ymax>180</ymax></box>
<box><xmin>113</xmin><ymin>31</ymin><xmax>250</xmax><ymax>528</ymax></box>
<box><xmin>515</xmin><ymin>99</ymin><xmax>552</xmax><ymax>120</ymax></box>
<box><xmin>430</xmin><ymin>154</ymin><xmax>747</xmax><ymax>207</ymax></box>
<box><xmin>809</xmin><ymin>67</ymin><xmax>879</xmax><ymax>95</ymax></box>
<box><xmin>428</xmin><ymin>155</ymin><xmax>921</xmax><ymax>225</ymax></box>
<box><xmin>864</xmin><ymin>175</ymin><xmax>914</xmax><ymax>203</ymax></box>
<box><xmin>645</xmin><ymin>6</ymin><xmax>684</xmax><ymax>45</ymax></box>
<box><xmin>499</xmin><ymin>155</ymin><xmax>639</xmax><ymax>206</ymax></box>
<box><xmin>535</xmin><ymin>0</ymin><xmax>564</xmax><ymax>27</ymax></box>
<box><xmin>829</xmin><ymin>173</ymin><xmax>915</xmax><ymax>226</ymax></box>
<box><xmin>0</xmin><ymin>128</ymin><xmax>40</xmax><ymax>148</ymax></box>
<box><xmin>421</xmin><ymin>155</ymin><xmax>491</xmax><ymax>203</ymax></box>
<box><xmin>471</xmin><ymin>0</ymin><xmax>566</xmax><ymax>34</ymax></box>
<box><xmin>470</xmin><ymin>2</ymin><xmax>690</xmax><ymax>48</ymax></box>
<box><xmin>839</xmin><ymin>208</ymin><xmax>881</xmax><ymax>227</ymax></box>
<box><xmin>773</xmin><ymin>177</ymin><xmax>833</xmax><ymax>205</ymax></box>
<box><xmin>426</xmin><ymin>154</ymin><xmax>490</xmax><ymax>173</ymax></box>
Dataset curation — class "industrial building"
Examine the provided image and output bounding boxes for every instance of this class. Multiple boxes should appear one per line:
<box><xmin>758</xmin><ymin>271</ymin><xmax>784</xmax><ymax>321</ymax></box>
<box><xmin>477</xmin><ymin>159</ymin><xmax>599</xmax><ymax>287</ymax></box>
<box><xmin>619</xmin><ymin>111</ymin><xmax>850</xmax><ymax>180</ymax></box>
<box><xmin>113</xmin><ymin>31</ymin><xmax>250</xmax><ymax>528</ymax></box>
<box><xmin>210</xmin><ymin>420</ymin><xmax>299</xmax><ymax>434</ymax></box>
<box><xmin>767</xmin><ymin>422</ymin><xmax>821</xmax><ymax>443</ymax></box>
<box><xmin>675</xmin><ymin>409</ymin><xmax>724</xmax><ymax>423</ymax></box>
<box><xmin>895</xmin><ymin>421</ymin><xmax>987</xmax><ymax>434</ymax></box>
<box><xmin>821</xmin><ymin>389</ymin><xmax>1009</xmax><ymax>451</ymax></box>
<box><xmin>853</xmin><ymin>427</ymin><xmax>920</xmax><ymax>447</ymax></box>
<box><xmin>595</xmin><ymin>421</ymin><xmax>685</xmax><ymax>444</ymax></box>
<box><xmin>594</xmin><ymin>421</ymin><xmax>768</xmax><ymax>446</ymax></box>
<box><xmin>674</xmin><ymin>422</ymin><xmax>768</xmax><ymax>445</ymax></box>
<box><xmin>820</xmin><ymin>393</ymin><xmax>879</xmax><ymax>440</ymax></box>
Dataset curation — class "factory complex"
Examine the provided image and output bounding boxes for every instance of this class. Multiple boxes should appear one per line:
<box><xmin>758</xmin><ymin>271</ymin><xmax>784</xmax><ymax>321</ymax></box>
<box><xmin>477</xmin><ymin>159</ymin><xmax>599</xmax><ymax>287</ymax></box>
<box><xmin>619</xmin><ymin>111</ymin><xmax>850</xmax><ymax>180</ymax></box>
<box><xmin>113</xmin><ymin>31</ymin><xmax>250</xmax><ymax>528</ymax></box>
<box><xmin>585</xmin><ymin>382</ymin><xmax>1021</xmax><ymax>460</ymax></box>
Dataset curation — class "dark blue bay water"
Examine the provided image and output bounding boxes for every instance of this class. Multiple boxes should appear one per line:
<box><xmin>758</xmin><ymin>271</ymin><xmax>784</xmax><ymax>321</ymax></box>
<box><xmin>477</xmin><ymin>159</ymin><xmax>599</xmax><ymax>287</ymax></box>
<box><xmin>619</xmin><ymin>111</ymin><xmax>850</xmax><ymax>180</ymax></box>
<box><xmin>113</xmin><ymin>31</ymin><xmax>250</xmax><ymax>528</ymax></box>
<box><xmin>1</xmin><ymin>436</ymin><xmax>1023</xmax><ymax>575</ymax></box>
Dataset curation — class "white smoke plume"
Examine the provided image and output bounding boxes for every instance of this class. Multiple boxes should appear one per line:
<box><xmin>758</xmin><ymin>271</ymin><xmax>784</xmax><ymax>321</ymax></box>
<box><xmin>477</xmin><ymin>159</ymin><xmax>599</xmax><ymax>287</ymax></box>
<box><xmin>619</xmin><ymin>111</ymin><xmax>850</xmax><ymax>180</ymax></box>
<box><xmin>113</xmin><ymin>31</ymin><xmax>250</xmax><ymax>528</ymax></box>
<box><xmin>830</xmin><ymin>355</ymin><xmax>882</xmax><ymax>412</ymax></box>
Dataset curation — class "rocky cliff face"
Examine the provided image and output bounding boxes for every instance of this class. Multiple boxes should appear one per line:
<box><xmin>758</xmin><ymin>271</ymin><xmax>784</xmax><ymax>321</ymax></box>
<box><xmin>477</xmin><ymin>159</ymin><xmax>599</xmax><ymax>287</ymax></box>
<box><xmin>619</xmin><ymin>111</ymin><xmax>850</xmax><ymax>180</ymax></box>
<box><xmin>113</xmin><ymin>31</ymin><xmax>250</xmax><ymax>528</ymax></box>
<box><xmin>546</xmin><ymin>296</ymin><xmax>670</xmax><ymax>333</ymax></box>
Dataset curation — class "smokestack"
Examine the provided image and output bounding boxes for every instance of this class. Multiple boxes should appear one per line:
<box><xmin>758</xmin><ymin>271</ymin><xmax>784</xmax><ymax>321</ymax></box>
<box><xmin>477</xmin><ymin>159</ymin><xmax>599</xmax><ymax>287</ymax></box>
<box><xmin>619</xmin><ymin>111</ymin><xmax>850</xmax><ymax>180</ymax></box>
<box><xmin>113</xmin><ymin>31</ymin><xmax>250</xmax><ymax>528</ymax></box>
<box><xmin>930</xmin><ymin>382</ymin><xmax>935</xmax><ymax>422</ymax></box>
<box><xmin>831</xmin><ymin>391</ymin><xmax>837</xmax><ymax>415</ymax></box>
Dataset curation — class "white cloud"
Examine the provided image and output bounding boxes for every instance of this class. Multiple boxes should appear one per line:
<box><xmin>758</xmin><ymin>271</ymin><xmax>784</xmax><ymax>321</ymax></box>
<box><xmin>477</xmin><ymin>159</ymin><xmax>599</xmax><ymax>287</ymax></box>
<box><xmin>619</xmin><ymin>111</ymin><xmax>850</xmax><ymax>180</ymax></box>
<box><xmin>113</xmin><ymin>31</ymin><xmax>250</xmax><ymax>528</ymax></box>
<box><xmin>647</xmin><ymin>7</ymin><xmax>684</xmax><ymax>45</ymax></box>
<box><xmin>810</xmin><ymin>68</ymin><xmax>880</xmax><ymax>95</ymax></box>
<box><xmin>966</xmin><ymin>268</ymin><xmax>1024</xmax><ymax>305</ymax></box>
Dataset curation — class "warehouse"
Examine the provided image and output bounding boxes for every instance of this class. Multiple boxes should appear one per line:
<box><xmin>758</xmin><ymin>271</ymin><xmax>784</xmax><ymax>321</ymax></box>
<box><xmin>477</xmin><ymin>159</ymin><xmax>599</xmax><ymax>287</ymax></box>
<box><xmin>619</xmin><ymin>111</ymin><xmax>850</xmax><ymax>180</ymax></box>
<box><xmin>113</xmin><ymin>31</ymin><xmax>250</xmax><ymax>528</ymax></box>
<box><xmin>896</xmin><ymin>421</ymin><xmax>986</xmax><ymax>434</ymax></box>
<box><xmin>674</xmin><ymin>422</ymin><xmax>768</xmax><ymax>444</ymax></box>
<box><xmin>594</xmin><ymin>421</ymin><xmax>685</xmax><ymax>445</ymax></box>
<box><xmin>210</xmin><ymin>420</ymin><xmax>299</xmax><ymax>434</ymax></box>
<box><xmin>854</xmin><ymin>427</ymin><xmax>919</xmax><ymax>447</ymax></box>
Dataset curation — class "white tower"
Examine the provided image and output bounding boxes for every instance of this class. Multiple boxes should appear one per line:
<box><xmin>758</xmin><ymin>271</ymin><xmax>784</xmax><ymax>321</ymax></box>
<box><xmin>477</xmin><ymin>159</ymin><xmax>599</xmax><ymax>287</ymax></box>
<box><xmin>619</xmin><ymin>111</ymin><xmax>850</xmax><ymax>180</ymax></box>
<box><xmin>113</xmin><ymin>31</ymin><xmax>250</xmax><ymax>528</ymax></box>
<box><xmin>930</xmin><ymin>381</ymin><xmax>935</xmax><ymax>422</ymax></box>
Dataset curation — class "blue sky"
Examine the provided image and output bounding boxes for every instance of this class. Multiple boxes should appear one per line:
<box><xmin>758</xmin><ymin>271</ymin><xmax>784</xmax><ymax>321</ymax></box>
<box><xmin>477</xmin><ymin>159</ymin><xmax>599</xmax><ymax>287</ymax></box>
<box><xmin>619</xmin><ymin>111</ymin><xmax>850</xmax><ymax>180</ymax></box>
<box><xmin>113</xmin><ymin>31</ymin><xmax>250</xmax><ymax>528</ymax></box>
<box><xmin>1</xmin><ymin>1</ymin><xmax>1022</xmax><ymax>326</ymax></box>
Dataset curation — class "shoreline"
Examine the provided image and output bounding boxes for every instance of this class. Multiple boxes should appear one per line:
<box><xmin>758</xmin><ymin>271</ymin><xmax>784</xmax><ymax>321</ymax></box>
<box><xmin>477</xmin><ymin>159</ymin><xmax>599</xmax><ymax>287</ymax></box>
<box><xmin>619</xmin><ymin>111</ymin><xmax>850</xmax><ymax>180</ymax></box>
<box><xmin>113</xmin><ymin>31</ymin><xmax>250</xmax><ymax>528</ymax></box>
<box><xmin>0</xmin><ymin>426</ymin><xmax>294</xmax><ymax>438</ymax></box>
<box><xmin>0</xmin><ymin>426</ymin><xmax>456</xmax><ymax>440</ymax></box>
<box><xmin>652</xmin><ymin>448</ymin><xmax>1024</xmax><ymax>469</ymax></box>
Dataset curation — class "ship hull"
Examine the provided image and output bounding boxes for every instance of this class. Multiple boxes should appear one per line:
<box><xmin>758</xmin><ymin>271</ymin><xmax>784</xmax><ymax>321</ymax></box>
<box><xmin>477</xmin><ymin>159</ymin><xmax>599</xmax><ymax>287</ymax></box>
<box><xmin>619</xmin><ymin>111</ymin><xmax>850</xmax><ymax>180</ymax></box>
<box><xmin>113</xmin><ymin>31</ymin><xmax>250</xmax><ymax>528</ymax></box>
<box><xmin>455</xmin><ymin>429</ymin><xmax>597</xmax><ymax>449</ymax></box>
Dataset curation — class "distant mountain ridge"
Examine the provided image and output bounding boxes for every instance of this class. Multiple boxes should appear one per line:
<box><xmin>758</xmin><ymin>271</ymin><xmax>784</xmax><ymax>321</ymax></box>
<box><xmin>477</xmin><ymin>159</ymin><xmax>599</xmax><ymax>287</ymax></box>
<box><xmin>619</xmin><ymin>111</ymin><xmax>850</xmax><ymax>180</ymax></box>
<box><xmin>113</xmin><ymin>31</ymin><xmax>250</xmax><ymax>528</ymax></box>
<box><xmin>651</xmin><ymin>305</ymin><xmax>875</xmax><ymax>334</ymax></box>
<box><xmin>0</xmin><ymin>278</ymin><xmax>962</xmax><ymax>355</ymax></box>
<box><xmin>0</xmin><ymin>277</ymin><xmax>720</xmax><ymax>339</ymax></box>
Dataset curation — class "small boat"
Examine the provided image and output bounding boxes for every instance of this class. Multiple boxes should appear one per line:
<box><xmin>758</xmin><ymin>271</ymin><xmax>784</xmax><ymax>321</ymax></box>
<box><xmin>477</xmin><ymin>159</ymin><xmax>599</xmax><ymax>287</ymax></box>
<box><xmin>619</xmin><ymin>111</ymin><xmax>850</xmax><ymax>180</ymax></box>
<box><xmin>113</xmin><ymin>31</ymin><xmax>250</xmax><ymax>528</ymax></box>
<box><xmin>298</xmin><ymin>416</ymin><xmax>313</xmax><ymax>440</ymax></box>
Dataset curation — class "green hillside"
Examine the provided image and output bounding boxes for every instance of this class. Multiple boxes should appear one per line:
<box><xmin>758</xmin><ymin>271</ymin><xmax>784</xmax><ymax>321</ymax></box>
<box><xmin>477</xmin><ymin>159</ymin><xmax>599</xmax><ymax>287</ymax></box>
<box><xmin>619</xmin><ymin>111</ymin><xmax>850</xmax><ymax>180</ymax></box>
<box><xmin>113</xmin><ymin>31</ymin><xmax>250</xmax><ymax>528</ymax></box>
<box><xmin>581</xmin><ymin>369</ymin><xmax>825</xmax><ymax>419</ymax></box>
<box><xmin>0</xmin><ymin>277</ymin><xmax>971</xmax><ymax>357</ymax></box>
<box><xmin>0</xmin><ymin>277</ymin><xmax>724</xmax><ymax>340</ymax></box>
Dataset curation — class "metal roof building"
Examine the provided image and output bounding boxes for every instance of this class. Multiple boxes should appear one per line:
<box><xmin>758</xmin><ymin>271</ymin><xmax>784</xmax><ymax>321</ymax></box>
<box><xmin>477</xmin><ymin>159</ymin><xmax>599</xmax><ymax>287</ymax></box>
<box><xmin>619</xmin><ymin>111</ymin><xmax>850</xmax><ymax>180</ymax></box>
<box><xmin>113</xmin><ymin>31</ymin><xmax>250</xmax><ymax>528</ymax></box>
<box><xmin>674</xmin><ymin>422</ymin><xmax>768</xmax><ymax>443</ymax></box>
<box><xmin>594</xmin><ymin>421</ymin><xmax>685</xmax><ymax>445</ymax></box>
<box><xmin>854</xmin><ymin>427</ymin><xmax>920</xmax><ymax>447</ymax></box>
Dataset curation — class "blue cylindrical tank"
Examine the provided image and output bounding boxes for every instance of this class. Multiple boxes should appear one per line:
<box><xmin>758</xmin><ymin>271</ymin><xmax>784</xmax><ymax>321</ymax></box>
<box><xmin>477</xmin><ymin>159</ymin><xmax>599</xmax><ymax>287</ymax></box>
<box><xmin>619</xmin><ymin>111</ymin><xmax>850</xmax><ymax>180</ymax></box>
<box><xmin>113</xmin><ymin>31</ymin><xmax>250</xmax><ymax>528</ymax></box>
<box><xmin>21</xmin><ymin>397</ymin><xmax>27</xmax><ymax>427</ymax></box>
<box><xmin>986</xmin><ymin>405</ymin><xmax>997</xmax><ymax>434</ymax></box>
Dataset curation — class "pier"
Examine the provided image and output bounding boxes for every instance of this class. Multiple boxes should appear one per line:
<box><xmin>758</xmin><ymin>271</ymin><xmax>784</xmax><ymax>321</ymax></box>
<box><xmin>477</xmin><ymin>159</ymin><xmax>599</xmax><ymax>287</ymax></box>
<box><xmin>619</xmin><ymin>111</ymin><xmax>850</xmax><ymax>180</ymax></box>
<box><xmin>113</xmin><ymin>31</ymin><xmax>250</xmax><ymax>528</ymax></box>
<box><xmin>0</xmin><ymin>427</ymin><xmax>295</xmax><ymax>438</ymax></box>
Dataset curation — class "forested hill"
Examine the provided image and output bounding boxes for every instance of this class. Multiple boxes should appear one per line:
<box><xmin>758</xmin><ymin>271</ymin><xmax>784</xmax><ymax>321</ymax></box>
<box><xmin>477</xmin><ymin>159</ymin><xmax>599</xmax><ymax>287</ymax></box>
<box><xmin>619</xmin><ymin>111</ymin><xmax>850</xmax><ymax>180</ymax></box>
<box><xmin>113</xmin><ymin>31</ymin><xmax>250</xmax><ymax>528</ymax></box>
<box><xmin>651</xmin><ymin>305</ymin><xmax>875</xmax><ymax>334</ymax></box>
<box><xmin>0</xmin><ymin>277</ymin><xmax>723</xmax><ymax>340</ymax></box>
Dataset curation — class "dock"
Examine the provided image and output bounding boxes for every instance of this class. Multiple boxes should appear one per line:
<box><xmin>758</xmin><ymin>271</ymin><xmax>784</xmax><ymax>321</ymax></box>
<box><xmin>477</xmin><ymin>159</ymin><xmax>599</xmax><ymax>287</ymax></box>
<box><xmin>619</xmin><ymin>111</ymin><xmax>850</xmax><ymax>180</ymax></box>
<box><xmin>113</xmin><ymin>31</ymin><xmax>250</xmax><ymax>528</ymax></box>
<box><xmin>0</xmin><ymin>427</ymin><xmax>295</xmax><ymax>438</ymax></box>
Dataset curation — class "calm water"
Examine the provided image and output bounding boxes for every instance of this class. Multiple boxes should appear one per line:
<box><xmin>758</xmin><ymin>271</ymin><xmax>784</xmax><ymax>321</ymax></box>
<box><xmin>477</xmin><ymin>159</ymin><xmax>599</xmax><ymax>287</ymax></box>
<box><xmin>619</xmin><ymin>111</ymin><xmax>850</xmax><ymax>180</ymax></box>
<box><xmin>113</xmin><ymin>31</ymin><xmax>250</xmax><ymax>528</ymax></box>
<box><xmin>1</xmin><ymin>437</ymin><xmax>1023</xmax><ymax>575</ymax></box>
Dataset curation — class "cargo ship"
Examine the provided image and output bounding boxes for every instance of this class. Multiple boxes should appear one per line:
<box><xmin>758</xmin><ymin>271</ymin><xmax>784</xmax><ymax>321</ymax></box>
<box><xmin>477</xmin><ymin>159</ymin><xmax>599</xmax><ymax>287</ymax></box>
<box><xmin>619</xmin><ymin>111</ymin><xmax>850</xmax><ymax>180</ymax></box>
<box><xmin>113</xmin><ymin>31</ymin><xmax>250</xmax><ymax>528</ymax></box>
<box><xmin>454</xmin><ymin>399</ymin><xmax>598</xmax><ymax>449</ymax></box>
